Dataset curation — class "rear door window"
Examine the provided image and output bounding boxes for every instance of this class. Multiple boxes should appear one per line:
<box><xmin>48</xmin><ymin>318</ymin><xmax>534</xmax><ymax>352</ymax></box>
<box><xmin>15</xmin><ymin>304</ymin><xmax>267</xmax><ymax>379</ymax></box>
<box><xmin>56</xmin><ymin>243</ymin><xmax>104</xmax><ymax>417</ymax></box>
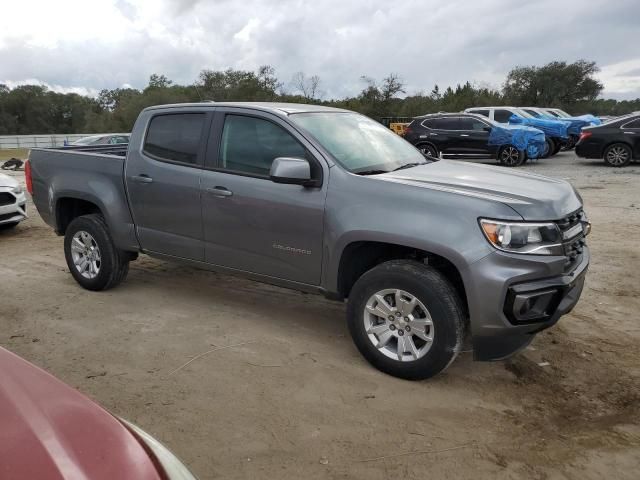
<box><xmin>622</xmin><ymin>118</ymin><xmax>640</xmax><ymax>129</ymax></box>
<box><xmin>494</xmin><ymin>109</ymin><xmax>514</xmax><ymax>123</ymax></box>
<box><xmin>144</xmin><ymin>113</ymin><xmax>206</xmax><ymax>164</ymax></box>
<box><xmin>471</xmin><ymin>109</ymin><xmax>490</xmax><ymax>118</ymax></box>
<box><xmin>459</xmin><ymin>117</ymin><xmax>489</xmax><ymax>131</ymax></box>
<box><xmin>432</xmin><ymin>118</ymin><xmax>461</xmax><ymax>130</ymax></box>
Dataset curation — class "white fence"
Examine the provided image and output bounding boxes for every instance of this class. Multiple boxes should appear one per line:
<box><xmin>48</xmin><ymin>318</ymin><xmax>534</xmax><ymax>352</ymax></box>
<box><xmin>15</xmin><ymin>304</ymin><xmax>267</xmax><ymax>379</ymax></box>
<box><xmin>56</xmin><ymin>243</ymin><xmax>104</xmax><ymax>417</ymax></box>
<box><xmin>0</xmin><ymin>134</ymin><xmax>108</xmax><ymax>149</ymax></box>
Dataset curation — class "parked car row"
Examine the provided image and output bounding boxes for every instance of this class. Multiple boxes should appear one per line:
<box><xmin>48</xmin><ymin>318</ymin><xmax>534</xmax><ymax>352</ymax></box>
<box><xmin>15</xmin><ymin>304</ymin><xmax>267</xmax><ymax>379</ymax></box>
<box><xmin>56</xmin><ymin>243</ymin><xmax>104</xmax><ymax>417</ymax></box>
<box><xmin>575</xmin><ymin>112</ymin><xmax>640</xmax><ymax>167</ymax></box>
<box><xmin>401</xmin><ymin>107</ymin><xmax>636</xmax><ymax>167</ymax></box>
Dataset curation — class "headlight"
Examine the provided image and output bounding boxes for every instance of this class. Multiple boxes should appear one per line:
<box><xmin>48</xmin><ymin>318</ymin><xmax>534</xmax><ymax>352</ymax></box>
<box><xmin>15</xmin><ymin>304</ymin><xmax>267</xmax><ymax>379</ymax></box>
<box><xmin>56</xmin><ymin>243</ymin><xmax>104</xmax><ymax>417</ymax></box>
<box><xmin>12</xmin><ymin>185</ymin><xmax>23</xmax><ymax>195</ymax></box>
<box><xmin>479</xmin><ymin>219</ymin><xmax>563</xmax><ymax>255</ymax></box>
<box><xmin>119</xmin><ymin>418</ymin><xmax>198</xmax><ymax>479</ymax></box>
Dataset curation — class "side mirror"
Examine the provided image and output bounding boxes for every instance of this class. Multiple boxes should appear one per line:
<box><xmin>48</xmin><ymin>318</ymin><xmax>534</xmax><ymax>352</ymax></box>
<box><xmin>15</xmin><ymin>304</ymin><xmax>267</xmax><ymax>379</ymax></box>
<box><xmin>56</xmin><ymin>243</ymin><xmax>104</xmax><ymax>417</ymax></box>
<box><xmin>483</xmin><ymin>126</ymin><xmax>492</xmax><ymax>132</ymax></box>
<box><xmin>270</xmin><ymin>157</ymin><xmax>312</xmax><ymax>185</ymax></box>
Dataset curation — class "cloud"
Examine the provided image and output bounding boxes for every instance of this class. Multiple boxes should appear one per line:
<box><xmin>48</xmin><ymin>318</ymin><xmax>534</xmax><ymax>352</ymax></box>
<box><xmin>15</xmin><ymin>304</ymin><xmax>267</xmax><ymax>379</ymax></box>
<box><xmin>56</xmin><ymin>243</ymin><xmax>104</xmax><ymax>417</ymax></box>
<box><xmin>1</xmin><ymin>0</ymin><xmax>639</xmax><ymax>100</ymax></box>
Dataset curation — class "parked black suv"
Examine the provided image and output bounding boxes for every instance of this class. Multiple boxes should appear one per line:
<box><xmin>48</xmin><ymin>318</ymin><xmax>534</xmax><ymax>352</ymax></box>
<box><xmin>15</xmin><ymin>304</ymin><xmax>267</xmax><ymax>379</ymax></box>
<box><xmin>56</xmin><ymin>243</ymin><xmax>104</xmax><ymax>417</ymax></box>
<box><xmin>575</xmin><ymin>113</ymin><xmax>640</xmax><ymax>167</ymax></box>
<box><xmin>403</xmin><ymin>113</ymin><xmax>528</xmax><ymax>165</ymax></box>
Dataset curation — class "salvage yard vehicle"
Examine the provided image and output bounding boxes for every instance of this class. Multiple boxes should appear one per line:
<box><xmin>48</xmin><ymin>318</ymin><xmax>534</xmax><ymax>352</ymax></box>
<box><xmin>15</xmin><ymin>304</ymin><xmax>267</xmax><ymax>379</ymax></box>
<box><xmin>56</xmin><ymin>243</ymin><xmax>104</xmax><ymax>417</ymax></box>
<box><xmin>575</xmin><ymin>112</ymin><xmax>640</xmax><ymax>167</ymax></box>
<box><xmin>402</xmin><ymin>112</ymin><xmax>545</xmax><ymax>166</ymax></box>
<box><xmin>0</xmin><ymin>346</ymin><xmax>197</xmax><ymax>479</ymax></box>
<box><xmin>465</xmin><ymin>106</ymin><xmax>569</xmax><ymax>158</ymax></box>
<box><xmin>0</xmin><ymin>172</ymin><xmax>27</xmax><ymax>229</ymax></box>
<box><xmin>522</xmin><ymin>107</ymin><xmax>601</xmax><ymax>150</ymax></box>
<box><xmin>27</xmin><ymin>102</ymin><xmax>590</xmax><ymax>380</ymax></box>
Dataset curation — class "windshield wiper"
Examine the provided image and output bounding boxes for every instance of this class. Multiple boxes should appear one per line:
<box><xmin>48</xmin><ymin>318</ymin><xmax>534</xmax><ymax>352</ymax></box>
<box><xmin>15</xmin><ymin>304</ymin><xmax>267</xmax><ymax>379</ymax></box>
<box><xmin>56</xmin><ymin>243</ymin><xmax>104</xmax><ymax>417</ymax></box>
<box><xmin>392</xmin><ymin>162</ymin><xmax>427</xmax><ymax>172</ymax></box>
<box><xmin>354</xmin><ymin>169</ymin><xmax>390</xmax><ymax>176</ymax></box>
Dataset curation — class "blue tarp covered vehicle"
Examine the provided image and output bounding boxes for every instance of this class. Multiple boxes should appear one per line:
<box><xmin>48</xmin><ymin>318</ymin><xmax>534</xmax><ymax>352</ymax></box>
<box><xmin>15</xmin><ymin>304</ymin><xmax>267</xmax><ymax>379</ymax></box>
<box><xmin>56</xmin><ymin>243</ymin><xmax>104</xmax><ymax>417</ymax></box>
<box><xmin>508</xmin><ymin>114</ymin><xmax>570</xmax><ymax>140</ymax></box>
<box><xmin>488</xmin><ymin>123</ymin><xmax>546</xmax><ymax>159</ymax></box>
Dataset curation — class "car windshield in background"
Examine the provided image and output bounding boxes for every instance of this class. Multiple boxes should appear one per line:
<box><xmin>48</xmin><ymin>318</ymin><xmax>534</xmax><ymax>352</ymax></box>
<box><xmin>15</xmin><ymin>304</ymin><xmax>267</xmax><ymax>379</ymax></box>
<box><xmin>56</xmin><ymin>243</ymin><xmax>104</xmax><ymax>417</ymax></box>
<box><xmin>290</xmin><ymin>112</ymin><xmax>426</xmax><ymax>174</ymax></box>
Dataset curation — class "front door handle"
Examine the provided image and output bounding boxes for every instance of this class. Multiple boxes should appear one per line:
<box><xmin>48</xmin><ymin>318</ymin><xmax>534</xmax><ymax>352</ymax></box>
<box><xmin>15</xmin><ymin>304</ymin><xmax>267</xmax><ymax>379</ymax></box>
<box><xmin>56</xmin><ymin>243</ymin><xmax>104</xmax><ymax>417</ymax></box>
<box><xmin>460</xmin><ymin>134</ymin><xmax>469</xmax><ymax>137</ymax></box>
<box><xmin>206</xmin><ymin>186</ymin><xmax>233</xmax><ymax>198</ymax></box>
<box><xmin>132</xmin><ymin>174</ymin><xmax>153</xmax><ymax>184</ymax></box>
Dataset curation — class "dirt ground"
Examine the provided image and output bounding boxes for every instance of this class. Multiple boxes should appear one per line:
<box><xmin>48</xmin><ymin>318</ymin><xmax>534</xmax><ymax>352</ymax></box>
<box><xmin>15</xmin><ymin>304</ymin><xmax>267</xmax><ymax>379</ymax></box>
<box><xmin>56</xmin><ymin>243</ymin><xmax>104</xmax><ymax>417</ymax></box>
<box><xmin>1</xmin><ymin>152</ymin><xmax>639</xmax><ymax>479</ymax></box>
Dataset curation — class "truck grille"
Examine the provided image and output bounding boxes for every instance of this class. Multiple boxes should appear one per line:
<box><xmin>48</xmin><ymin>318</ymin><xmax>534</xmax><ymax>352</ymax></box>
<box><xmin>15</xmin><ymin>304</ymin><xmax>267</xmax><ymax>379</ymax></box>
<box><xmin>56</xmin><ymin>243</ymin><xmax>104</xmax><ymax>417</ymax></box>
<box><xmin>0</xmin><ymin>192</ymin><xmax>15</xmax><ymax>206</ymax></box>
<box><xmin>557</xmin><ymin>209</ymin><xmax>587</xmax><ymax>271</ymax></box>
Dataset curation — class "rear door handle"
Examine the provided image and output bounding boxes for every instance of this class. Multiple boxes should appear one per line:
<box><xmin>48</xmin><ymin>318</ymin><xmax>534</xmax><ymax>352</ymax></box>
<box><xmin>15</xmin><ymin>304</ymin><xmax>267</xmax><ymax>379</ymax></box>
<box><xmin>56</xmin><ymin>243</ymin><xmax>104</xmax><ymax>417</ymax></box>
<box><xmin>460</xmin><ymin>134</ymin><xmax>469</xmax><ymax>137</ymax></box>
<box><xmin>206</xmin><ymin>186</ymin><xmax>233</xmax><ymax>198</ymax></box>
<box><xmin>132</xmin><ymin>174</ymin><xmax>153</xmax><ymax>184</ymax></box>
<box><xmin>623</xmin><ymin>131</ymin><xmax>635</xmax><ymax>134</ymax></box>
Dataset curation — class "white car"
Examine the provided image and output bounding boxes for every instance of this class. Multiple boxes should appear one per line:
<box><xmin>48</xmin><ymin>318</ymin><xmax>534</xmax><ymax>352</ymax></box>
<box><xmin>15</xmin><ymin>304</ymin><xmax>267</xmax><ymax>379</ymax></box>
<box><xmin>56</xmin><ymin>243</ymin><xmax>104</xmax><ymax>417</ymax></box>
<box><xmin>0</xmin><ymin>173</ymin><xmax>27</xmax><ymax>228</ymax></box>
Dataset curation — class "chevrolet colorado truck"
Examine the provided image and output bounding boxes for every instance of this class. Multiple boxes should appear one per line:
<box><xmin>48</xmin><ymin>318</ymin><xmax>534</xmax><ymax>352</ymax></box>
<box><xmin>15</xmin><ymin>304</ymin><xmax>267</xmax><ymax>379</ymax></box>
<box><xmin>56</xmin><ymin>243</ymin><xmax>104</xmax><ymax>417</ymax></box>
<box><xmin>27</xmin><ymin>102</ymin><xmax>590</xmax><ymax>380</ymax></box>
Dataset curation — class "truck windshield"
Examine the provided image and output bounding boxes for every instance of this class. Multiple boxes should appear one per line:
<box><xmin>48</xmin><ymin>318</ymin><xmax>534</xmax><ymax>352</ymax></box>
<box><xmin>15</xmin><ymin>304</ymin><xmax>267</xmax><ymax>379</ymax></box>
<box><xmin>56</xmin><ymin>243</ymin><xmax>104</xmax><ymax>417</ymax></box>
<box><xmin>290</xmin><ymin>112</ymin><xmax>426</xmax><ymax>174</ymax></box>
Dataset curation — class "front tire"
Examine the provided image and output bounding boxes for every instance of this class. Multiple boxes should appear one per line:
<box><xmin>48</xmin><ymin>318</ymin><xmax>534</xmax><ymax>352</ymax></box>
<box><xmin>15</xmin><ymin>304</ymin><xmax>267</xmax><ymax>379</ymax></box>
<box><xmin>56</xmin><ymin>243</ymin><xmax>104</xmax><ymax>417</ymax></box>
<box><xmin>498</xmin><ymin>145</ymin><xmax>525</xmax><ymax>166</ymax></box>
<box><xmin>64</xmin><ymin>214</ymin><xmax>130</xmax><ymax>291</ymax></box>
<box><xmin>604</xmin><ymin>143</ymin><xmax>632</xmax><ymax>167</ymax></box>
<box><xmin>347</xmin><ymin>260</ymin><xmax>465</xmax><ymax>380</ymax></box>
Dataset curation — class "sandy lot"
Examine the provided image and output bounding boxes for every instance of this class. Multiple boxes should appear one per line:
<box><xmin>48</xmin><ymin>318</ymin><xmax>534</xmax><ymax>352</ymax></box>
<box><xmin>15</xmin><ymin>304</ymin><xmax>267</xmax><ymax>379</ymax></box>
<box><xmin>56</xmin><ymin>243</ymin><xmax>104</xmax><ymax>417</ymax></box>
<box><xmin>1</xmin><ymin>152</ymin><xmax>639</xmax><ymax>479</ymax></box>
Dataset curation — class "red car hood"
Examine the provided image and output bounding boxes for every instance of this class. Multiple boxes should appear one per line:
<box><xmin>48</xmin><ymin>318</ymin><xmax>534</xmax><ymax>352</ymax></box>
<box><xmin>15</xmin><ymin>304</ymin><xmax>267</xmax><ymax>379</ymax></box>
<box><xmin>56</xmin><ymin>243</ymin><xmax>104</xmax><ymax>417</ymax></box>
<box><xmin>0</xmin><ymin>347</ymin><xmax>162</xmax><ymax>480</ymax></box>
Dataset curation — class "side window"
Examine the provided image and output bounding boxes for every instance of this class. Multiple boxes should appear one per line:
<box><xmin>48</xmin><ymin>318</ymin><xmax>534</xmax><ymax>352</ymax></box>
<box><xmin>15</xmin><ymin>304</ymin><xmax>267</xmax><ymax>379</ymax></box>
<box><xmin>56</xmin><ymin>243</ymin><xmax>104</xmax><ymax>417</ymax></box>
<box><xmin>622</xmin><ymin>118</ymin><xmax>640</xmax><ymax>129</ymax></box>
<box><xmin>421</xmin><ymin>119</ymin><xmax>438</xmax><ymax>129</ymax></box>
<box><xmin>144</xmin><ymin>113</ymin><xmax>205</xmax><ymax>164</ymax></box>
<box><xmin>459</xmin><ymin>118</ymin><xmax>488</xmax><ymax>131</ymax></box>
<box><xmin>433</xmin><ymin>118</ymin><xmax>460</xmax><ymax>130</ymax></box>
<box><xmin>494</xmin><ymin>109</ymin><xmax>513</xmax><ymax>123</ymax></box>
<box><xmin>219</xmin><ymin>115</ymin><xmax>306</xmax><ymax>176</ymax></box>
<box><xmin>473</xmin><ymin>110</ymin><xmax>490</xmax><ymax>118</ymax></box>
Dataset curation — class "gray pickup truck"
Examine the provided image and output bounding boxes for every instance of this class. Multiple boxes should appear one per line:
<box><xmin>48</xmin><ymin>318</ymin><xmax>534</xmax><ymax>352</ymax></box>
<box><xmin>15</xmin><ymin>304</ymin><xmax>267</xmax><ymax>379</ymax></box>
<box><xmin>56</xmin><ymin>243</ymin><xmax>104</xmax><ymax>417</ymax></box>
<box><xmin>27</xmin><ymin>102</ymin><xmax>590</xmax><ymax>379</ymax></box>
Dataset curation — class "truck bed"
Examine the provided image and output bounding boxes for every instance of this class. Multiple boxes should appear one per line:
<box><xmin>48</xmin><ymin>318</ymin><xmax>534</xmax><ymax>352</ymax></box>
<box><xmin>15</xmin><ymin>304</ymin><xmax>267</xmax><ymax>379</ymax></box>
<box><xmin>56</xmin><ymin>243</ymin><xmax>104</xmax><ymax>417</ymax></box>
<box><xmin>28</xmin><ymin>144</ymin><xmax>139</xmax><ymax>251</ymax></box>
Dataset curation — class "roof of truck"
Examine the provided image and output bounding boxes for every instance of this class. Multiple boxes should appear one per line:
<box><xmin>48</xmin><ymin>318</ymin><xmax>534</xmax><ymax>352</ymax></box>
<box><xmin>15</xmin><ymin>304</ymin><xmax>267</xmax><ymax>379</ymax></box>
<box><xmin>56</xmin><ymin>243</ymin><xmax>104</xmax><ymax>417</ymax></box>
<box><xmin>143</xmin><ymin>102</ymin><xmax>350</xmax><ymax>115</ymax></box>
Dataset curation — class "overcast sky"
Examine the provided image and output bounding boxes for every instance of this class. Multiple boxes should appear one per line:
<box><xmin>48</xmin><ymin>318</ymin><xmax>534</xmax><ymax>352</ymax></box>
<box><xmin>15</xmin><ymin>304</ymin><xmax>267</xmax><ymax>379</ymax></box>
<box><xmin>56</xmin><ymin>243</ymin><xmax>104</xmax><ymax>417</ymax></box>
<box><xmin>1</xmin><ymin>0</ymin><xmax>639</xmax><ymax>100</ymax></box>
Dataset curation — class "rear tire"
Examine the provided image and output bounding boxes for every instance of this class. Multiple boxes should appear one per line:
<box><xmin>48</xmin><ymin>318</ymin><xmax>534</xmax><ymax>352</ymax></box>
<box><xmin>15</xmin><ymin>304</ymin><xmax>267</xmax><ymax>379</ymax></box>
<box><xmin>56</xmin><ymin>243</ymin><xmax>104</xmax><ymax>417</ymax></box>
<box><xmin>346</xmin><ymin>260</ymin><xmax>465</xmax><ymax>380</ymax></box>
<box><xmin>417</xmin><ymin>143</ymin><xmax>439</xmax><ymax>159</ymax></box>
<box><xmin>604</xmin><ymin>143</ymin><xmax>632</xmax><ymax>167</ymax></box>
<box><xmin>498</xmin><ymin>145</ymin><xmax>525</xmax><ymax>166</ymax></box>
<box><xmin>64</xmin><ymin>214</ymin><xmax>130</xmax><ymax>291</ymax></box>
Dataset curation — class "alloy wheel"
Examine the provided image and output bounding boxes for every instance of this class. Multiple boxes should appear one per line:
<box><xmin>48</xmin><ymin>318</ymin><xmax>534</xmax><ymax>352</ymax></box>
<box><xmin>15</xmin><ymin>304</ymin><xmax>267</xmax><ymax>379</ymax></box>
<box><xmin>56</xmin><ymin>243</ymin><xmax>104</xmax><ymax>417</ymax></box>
<box><xmin>501</xmin><ymin>146</ymin><xmax>521</xmax><ymax>165</ymax></box>
<box><xmin>70</xmin><ymin>230</ymin><xmax>102</xmax><ymax>279</ymax></box>
<box><xmin>607</xmin><ymin>146</ymin><xmax>629</xmax><ymax>166</ymax></box>
<box><xmin>363</xmin><ymin>289</ymin><xmax>434</xmax><ymax>362</ymax></box>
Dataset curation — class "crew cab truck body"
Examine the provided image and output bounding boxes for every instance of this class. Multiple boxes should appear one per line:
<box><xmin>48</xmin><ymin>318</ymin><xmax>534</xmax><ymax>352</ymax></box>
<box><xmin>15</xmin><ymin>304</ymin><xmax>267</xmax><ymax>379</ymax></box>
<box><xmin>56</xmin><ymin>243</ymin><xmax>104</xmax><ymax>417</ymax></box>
<box><xmin>28</xmin><ymin>102</ymin><xmax>590</xmax><ymax>380</ymax></box>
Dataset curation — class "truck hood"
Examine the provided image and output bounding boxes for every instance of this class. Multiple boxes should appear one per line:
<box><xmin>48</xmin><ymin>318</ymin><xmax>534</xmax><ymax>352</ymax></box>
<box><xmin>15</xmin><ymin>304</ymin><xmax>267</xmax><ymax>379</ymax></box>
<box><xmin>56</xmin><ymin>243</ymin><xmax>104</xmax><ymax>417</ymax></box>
<box><xmin>377</xmin><ymin>160</ymin><xmax>582</xmax><ymax>220</ymax></box>
<box><xmin>0</xmin><ymin>347</ymin><xmax>162</xmax><ymax>480</ymax></box>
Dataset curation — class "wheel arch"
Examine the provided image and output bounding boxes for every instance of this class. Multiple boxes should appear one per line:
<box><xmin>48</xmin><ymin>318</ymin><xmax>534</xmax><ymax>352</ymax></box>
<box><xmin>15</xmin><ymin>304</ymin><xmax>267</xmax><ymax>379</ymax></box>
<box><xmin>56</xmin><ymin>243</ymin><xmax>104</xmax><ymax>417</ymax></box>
<box><xmin>55</xmin><ymin>194</ymin><xmax>105</xmax><ymax>235</ymax></box>
<box><xmin>334</xmin><ymin>240</ymin><xmax>469</xmax><ymax>317</ymax></box>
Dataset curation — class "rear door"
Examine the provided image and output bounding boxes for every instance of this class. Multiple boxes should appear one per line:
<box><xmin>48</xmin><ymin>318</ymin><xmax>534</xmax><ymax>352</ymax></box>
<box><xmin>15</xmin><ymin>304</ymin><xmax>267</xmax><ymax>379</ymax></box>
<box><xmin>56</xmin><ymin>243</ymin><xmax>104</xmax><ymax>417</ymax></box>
<box><xmin>457</xmin><ymin>117</ymin><xmax>491</xmax><ymax>154</ymax></box>
<box><xmin>428</xmin><ymin>117</ymin><xmax>460</xmax><ymax>153</ymax></box>
<box><xmin>199</xmin><ymin>109</ymin><xmax>327</xmax><ymax>285</ymax></box>
<box><xmin>125</xmin><ymin>110</ymin><xmax>210</xmax><ymax>260</ymax></box>
<box><xmin>621</xmin><ymin>117</ymin><xmax>640</xmax><ymax>158</ymax></box>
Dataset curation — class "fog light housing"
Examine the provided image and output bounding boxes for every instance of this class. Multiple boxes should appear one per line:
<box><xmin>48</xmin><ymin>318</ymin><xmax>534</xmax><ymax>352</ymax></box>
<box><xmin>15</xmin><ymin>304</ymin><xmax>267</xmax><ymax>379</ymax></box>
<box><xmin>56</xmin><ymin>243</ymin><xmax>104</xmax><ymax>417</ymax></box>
<box><xmin>505</xmin><ymin>288</ymin><xmax>562</xmax><ymax>323</ymax></box>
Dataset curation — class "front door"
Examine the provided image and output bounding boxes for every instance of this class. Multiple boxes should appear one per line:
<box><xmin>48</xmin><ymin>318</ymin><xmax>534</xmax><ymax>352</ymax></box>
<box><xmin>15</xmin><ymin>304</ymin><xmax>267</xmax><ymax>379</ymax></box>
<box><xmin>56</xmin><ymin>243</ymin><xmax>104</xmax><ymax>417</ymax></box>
<box><xmin>125</xmin><ymin>111</ymin><xmax>209</xmax><ymax>260</ymax></box>
<box><xmin>200</xmin><ymin>110</ymin><xmax>327</xmax><ymax>285</ymax></box>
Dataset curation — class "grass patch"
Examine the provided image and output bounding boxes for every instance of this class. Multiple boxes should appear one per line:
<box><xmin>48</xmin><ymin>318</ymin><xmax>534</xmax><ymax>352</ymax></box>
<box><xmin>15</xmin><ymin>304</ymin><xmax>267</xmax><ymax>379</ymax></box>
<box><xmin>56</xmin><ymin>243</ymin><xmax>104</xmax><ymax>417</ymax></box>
<box><xmin>0</xmin><ymin>149</ymin><xmax>29</xmax><ymax>161</ymax></box>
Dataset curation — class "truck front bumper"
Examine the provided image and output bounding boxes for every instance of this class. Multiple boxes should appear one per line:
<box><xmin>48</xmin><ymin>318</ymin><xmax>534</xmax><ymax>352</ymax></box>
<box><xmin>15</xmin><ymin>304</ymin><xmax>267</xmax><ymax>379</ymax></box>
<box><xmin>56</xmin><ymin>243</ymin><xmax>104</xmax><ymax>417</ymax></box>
<box><xmin>465</xmin><ymin>247</ymin><xmax>589</xmax><ymax>361</ymax></box>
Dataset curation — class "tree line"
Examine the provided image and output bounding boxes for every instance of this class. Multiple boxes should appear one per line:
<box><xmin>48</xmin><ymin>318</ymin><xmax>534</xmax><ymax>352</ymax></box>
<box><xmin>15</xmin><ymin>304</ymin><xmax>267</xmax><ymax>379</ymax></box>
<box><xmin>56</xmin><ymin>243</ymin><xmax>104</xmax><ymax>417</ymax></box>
<box><xmin>1</xmin><ymin>60</ymin><xmax>638</xmax><ymax>135</ymax></box>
